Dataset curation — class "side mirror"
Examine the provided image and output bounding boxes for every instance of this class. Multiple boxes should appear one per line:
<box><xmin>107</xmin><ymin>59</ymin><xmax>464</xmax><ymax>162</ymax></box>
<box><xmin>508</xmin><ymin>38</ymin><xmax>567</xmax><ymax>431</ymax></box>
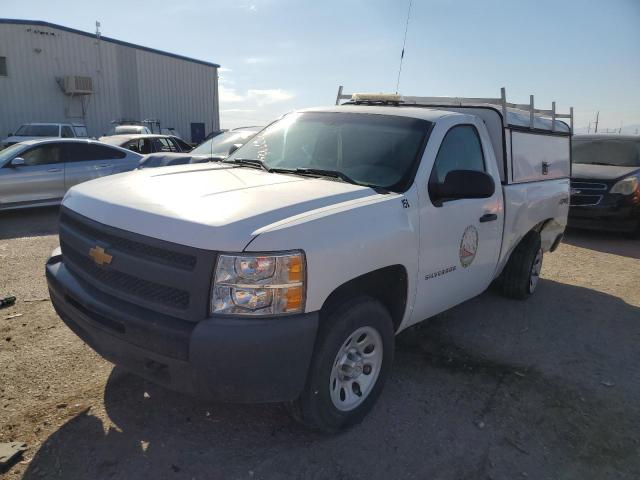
<box><xmin>429</xmin><ymin>169</ymin><xmax>495</xmax><ymax>202</ymax></box>
<box><xmin>228</xmin><ymin>143</ymin><xmax>243</xmax><ymax>155</ymax></box>
<box><xmin>10</xmin><ymin>157</ymin><xmax>25</xmax><ymax>167</ymax></box>
<box><xmin>8</xmin><ymin>132</ymin><xmax>13</xmax><ymax>137</ymax></box>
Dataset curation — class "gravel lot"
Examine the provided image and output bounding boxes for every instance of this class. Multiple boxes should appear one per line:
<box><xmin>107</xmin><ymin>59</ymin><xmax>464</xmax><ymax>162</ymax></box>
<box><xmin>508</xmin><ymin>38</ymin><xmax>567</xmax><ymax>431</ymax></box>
<box><xmin>1</xmin><ymin>207</ymin><xmax>639</xmax><ymax>480</ymax></box>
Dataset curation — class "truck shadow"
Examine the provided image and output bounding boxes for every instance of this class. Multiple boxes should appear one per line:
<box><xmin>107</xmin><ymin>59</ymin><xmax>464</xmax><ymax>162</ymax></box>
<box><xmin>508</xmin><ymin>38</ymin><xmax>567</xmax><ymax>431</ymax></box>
<box><xmin>0</xmin><ymin>206</ymin><xmax>60</xmax><ymax>240</ymax></box>
<box><xmin>21</xmin><ymin>280</ymin><xmax>640</xmax><ymax>480</ymax></box>
<box><xmin>563</xmin><ymin>227</ymin><xmax>640</xmax><ymax>260</ymax></box>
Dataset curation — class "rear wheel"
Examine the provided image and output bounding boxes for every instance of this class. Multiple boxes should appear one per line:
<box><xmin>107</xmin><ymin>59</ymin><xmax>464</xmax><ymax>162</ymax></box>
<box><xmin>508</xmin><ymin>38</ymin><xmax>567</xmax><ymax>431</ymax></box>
<box><xmin>501</xmin><ymin>231</ymin><xmax>543</xmax><ymax>300</ymax></box>
<box><xmin>290</xmin><ymin>297</ymin><xmax>394</xmax><ymax>432</ymax></box>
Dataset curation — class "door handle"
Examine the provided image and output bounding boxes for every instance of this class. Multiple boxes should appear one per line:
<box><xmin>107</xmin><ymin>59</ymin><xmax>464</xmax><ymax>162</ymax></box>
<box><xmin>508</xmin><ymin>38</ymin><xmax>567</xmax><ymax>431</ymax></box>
<box><xmin>479</xmin><ymin>213</ymin><xmax>498</xmax><ymax>223</ymax></box>
<box><xmin>47</xmin><ymin>168</ymin><xmax>62</xmax><ymax>173</ymax></box>
<box><xmin>97</xmin><ymin>164</ymin><xmax>111</xmax><ymax>168</ymax></box>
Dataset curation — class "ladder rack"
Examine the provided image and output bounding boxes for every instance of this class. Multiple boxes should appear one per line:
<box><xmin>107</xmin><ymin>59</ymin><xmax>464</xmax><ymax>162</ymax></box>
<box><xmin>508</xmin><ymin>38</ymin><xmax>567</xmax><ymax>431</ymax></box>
<box><xmin>335</xmin><ymin>86</ymin><xmax>574</xmax><ymax>133</ymax></box>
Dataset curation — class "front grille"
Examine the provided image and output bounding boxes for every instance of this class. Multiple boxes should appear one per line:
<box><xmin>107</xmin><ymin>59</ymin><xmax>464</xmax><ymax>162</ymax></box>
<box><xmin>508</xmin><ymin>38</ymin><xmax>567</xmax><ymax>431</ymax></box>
<box><xmin>60</xmin><ymin>211</ymin><xmax>196</xmax><ymax>270</ymax></box>
<box><xmin>61</xmin><ymin>240</ymin><xmax>190</xmax><ymax>309</ymax></box>
<box><xmin>58</xmin><ymin>207</ymin><xmax>217</xmax><ymax>321</ymax></box>
<box><xmin>570</xmin><ymin>181</ymin><xmax>608</xmax><ymax>191</ymax></box>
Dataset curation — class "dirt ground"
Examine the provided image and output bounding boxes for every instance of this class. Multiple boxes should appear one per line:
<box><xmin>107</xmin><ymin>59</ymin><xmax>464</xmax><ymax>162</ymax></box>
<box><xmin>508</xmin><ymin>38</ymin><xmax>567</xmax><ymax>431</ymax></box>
<box><xmin>1</xmin><ymin>207</ymin><xmax>639</xmax><ymax>480</ymax></box>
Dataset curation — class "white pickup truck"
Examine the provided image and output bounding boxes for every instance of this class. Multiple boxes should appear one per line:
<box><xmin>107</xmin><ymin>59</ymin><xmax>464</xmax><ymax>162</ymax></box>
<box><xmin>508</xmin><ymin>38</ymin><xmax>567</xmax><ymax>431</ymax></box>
<box><xmin>46</xmin><ymin>88</ymin><xmax>572</xmax><ymax>431</ymax></box>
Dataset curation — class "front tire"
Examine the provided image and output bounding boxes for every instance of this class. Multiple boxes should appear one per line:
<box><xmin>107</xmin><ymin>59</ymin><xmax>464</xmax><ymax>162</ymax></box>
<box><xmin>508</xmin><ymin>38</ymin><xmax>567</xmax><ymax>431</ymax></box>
<box><xmin>291</xmin><ymin>297</ymin><xmax>394</xmax><ymax>432</ymax></box>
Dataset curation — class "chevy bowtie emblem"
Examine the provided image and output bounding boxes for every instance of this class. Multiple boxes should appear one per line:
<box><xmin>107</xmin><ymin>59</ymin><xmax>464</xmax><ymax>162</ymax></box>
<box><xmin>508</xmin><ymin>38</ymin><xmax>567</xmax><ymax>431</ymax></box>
<box><xmin>89</xmin><ymin>246</ymin><xmax>112</xmax><ymax>266</ymax></box>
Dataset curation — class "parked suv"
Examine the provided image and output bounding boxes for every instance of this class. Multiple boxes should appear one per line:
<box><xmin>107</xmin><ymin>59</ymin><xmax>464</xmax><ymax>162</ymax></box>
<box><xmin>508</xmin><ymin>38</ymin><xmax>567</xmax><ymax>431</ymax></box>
<box><xmin>569</xmin><ymin>134</ymin><xmax>640</xmax><ymax>233</ymax></box>
<box><xmin>1</xmin><ymin>123</ymin><xmax>88</xmax><ymax>149</ymax></box>
<box><xmin>0</xmin><ymin>138</ymin><xmax>141</xmax><ymax>211</ymax></box>
<box><xmin>46</xmin><ymin>90</ymin><xmax>571</xmax><ymax>431</ymax></box>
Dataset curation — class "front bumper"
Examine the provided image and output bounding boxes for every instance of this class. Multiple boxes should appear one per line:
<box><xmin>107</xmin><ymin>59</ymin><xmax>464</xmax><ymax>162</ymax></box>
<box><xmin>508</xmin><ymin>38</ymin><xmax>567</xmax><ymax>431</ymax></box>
<box><xmin>568</xmin><ymin>202</ymin><xmax>640</xmax><ymax>232</ymax></box>
<box><xmin>46</xmin><ymin>254</ymin><xmax>319</xmax><ymax>403</ymax></box>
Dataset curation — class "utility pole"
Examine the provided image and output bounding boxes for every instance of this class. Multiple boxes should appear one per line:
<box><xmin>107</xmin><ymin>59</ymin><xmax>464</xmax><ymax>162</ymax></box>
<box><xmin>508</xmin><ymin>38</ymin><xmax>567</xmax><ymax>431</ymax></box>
<box><xmin>587</xmin><ymin>122</ymin><xmax>591</xmax><ymax>134</ymax></box>
<box><xmin>594</xmin><ymin>111</ymin><xmax>599</xmax><ymax>133</ymax></box>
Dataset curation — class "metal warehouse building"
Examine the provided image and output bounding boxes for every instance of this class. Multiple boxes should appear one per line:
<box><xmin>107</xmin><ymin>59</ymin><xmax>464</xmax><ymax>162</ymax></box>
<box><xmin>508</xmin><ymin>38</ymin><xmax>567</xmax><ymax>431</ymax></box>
<box><xmin>0</xmin><ymin>19</ymin><xmax>220</xmax><ymax>142</ymax></box>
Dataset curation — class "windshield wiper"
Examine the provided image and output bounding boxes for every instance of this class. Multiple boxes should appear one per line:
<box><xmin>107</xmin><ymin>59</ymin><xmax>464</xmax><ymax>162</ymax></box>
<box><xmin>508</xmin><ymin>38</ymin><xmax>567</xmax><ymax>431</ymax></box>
<box><xmin>223</xmin><ymin>158</ymin><xmax>269</xmax><ymax>171</ymax></box>
<box><xmin>270</xmin><ymin>167</ymin><xmax>390</xmax><ymax>193</ymax></box>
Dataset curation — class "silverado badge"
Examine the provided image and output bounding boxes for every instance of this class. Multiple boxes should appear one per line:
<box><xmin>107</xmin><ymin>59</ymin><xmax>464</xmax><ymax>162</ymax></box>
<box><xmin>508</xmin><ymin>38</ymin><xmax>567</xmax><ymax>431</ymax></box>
<box><xmin>89</xmin><ymin>246</ymin><xmax>112</xmax><ymax>266</ymax></box>
<box><xmin>459</xmin><ymin>225</ymin><xmax>479</xmax><ymax>268</ymax></box>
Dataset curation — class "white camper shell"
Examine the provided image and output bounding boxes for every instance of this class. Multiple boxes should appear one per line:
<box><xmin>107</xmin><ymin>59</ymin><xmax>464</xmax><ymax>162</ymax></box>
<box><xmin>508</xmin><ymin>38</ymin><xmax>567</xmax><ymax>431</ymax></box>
<box><xmin>337</xmin><ymin>86</ymin><xmax>573</xmax><ymax>184</ymax></box>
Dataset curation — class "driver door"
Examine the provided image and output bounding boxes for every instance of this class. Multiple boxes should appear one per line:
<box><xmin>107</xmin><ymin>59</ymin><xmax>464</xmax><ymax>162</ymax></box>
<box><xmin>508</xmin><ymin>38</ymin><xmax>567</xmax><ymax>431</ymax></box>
<box><xmin>411</xmin><ymin>122</ymin><xmax>504</xmax><ymax>322</ymax></box>
<box><xmin>0</xmin><ymin>143</ymin><xmax>65</xmax><ymax>207</ymax></box>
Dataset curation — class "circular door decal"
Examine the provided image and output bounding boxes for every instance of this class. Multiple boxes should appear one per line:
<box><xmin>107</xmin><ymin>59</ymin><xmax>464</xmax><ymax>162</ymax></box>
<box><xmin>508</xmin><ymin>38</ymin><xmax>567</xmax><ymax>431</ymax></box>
<box><xmin>459</xmin><ymin>225</ymin><xmax>479</xmax><ymax>268</ymax></box>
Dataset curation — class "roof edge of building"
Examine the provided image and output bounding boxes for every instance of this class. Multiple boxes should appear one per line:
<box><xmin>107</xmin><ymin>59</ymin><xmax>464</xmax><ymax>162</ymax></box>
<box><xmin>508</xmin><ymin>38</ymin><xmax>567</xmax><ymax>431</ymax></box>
<box><xmin>0</xmin><ymin>18</ymin><xmax>220</xmax><ymax>68</ymax></box>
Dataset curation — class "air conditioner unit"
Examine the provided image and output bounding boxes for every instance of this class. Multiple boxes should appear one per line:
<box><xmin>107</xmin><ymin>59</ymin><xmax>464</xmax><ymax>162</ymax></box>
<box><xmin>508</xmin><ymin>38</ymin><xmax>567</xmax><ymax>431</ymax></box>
<box><xmin>62</xmin><ymin>76</ymin><xmax>93</xmax><ymax>95</ymax></box>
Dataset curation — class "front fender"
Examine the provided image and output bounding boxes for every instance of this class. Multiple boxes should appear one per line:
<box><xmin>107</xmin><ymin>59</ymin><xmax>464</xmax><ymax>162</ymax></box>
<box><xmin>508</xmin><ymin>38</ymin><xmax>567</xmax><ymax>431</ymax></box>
<box><xmin>244</xmin><ymin>192</ymin><xmax>420</xmax><ymax>324</ymax></box>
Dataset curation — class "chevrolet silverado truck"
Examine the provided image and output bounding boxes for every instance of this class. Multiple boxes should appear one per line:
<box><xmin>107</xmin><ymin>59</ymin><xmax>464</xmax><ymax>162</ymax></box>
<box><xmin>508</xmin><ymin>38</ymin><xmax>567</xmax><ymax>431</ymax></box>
<box><xmin>46</xmin><ymin>88</ymin><xmax>572</xmax><ymax>431</ymax></box>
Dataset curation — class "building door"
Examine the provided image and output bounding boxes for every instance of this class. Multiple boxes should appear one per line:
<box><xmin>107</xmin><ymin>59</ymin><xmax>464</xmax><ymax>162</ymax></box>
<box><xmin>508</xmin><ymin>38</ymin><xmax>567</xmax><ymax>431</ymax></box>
<box><xmin>191</xmin><ymin>123</ymin><xmax>205</xmax><ymax>144</ymax></box>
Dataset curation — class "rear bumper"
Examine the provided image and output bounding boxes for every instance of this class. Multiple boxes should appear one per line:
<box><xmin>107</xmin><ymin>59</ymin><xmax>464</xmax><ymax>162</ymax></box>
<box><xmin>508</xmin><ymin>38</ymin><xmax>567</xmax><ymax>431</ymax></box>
<box><xmin>46</xmin><ymin>254</ymin><xmax>319</xmax><ymax>403</ymax></box>
<box><xmin>568</xmin><ymin>203</ymin><xmax>640</xmax><ymax>232</ymax></box>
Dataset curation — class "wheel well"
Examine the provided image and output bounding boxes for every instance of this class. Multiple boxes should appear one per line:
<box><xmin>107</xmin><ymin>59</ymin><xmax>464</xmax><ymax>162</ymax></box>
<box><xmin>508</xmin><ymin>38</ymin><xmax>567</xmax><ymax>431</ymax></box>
<box><xmin>320</xmin><ymin>265</ymin><xmax>408</xmax><ymax>332</ymax></box>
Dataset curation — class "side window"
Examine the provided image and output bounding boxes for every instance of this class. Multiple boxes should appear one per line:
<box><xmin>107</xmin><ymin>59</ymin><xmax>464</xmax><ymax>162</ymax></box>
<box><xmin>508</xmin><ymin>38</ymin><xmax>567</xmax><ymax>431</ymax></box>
<box><xmin>172</xmin><ymin>138</ymin><xmax>192</xmax><ymax>152</ymax></box>
<box><xmin>156</xmin><ymin>137</ymin><xmax>177</xmax><ymax>152</ymax></box>
<box><xmin>20</xmin><ymin>145</ymin><xmax>62</xmax><ymax>166</ymax></box>
<box><xmin>430</xmin><ymin>125</ymin><xmax>485</xmax><ymax>184</ymax></box>
<box><xmin>125</xmin><ymin>140</ymin><xmax>142</xmax><ymax>153</ymax></box>
<box><xmin>87</xmin><ymin>144</ymin><xmax>127</xmax><ymax>160</ymax></box>
<box><xmin>63</xmin><ymin>143</ymin><xmax>127</xmax><ymax>162</ymax></box>
<box><xmin>139</xmin><ymin>139</ymin><xmax>153</xmax><ymax>154</ymax></box>
<box><xmin>61</xmin><ymin>126</ymin><xmax>74</xmax><ymax>138</ymax></box>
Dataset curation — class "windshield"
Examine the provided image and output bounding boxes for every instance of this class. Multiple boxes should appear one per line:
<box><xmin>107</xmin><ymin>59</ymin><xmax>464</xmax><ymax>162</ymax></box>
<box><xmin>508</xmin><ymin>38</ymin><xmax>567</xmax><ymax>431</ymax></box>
<box><xmin>73</xmin><ymin>126</ymin><xmax>88</xmax><ymax>137</ymax></box>
<box><xmin>573</xmin><ymin>139</ymin><xmax>640</xmax><ymax>167</ymax></box>
<box><xmin>226</xmin><ymin>112</ymin><xmax>430</xmax><ymax>191</ymax></box>
<box><xmin>191</xmin><ymin>130</ymin><xmax>259</xmax><ymax>156</ymax></box>
<box><xmin>14</xmin><ymin>124</ymin><xmax>59</xmax><ymax>137</ymax></box>
<box><xmin>0</xmin><ymin>143</ymin><xmax>26</xmax><ymax>165</ymax></box>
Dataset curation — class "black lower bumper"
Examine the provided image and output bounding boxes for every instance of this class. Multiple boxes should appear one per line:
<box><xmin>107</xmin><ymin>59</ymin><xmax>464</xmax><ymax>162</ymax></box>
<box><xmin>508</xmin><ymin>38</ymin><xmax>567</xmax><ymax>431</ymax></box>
<box><xmin>46</xmin><ymin>257</ymin><xmax>319</xmax><ymax>403</ymax></box>
<box><xmin>568</xmin><ymin>203</ymin><xmax>640</xmax><ymax>232</ymax></box>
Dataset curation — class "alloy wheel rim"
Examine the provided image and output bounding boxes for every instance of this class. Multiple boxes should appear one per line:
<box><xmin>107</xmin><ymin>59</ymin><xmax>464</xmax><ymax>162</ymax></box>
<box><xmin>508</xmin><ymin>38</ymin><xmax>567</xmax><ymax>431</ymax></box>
<box><xmin>329</xmin><ymin>326</ymin><xmax>383</xmax><ymax>412</ymax></box>
<box><xmin>529</xmin><ymin>248</ymin><xmax>543</xmax><ymax>292</ymax></box>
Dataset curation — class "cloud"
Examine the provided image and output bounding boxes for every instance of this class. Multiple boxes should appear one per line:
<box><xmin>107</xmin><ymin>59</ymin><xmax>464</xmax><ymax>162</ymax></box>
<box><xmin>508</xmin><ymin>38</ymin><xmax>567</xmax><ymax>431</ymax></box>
<box><xmin>219</xmin><ymin>85</ymin><xmax>245</xmax><ymax>102</ymax></box>
<box><xmin>219</xmin><ymin>87</ymin><xmax>294</xmax><ymax>106</ymax></box>
<box><xmin>222</xmin><ymin>109</ymin><xmax>256</xmax><ymax>113</ymax></box>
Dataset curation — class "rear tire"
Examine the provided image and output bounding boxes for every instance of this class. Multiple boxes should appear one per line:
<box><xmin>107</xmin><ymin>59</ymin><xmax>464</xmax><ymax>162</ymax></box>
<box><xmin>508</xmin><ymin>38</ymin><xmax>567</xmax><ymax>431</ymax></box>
<box><xmin>500</xmin><ymin>231</ymin><xmax>543</xmax><ymax>300</ymax></box>
<box><xmin>290</xmin><ymin>297</ymin><xmax>394</xmax><ymax>432</ymax></box>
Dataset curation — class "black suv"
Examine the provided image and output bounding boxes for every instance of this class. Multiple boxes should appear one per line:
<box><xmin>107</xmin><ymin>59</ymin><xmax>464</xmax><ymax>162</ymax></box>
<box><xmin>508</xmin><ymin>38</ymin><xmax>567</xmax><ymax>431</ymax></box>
<box><xmin>569</xmin><ymin>134</ymin><xmax>640</xmax><ymax>233</ymax></box>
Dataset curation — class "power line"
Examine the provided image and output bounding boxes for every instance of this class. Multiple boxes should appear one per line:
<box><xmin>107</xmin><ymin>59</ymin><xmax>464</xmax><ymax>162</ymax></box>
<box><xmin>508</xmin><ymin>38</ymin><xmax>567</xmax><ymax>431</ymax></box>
<box><xmin>395</xmin><ymin>0</ymin><xmax>413</xmax><ymax>94</ymax></box>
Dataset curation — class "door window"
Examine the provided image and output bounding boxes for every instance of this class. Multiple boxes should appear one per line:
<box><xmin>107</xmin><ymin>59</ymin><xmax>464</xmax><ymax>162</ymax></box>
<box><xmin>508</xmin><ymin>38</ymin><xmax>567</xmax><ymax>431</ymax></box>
<box><xmin>20</xmin><ymin>145</ymin><xmax>62</xmax><ymax>166</ymax></box>
<box><xmin>63</xmin><ymin>143</ymin><xmax>127</xmax><ymax>162</ymax></box>
<box><xmin>61</xmin><ymin>126</ymin><xmax>74</xmax><ymax>138</ymax></box>
<box><xmin>430</xmin><ymin>125</ymin><xmax>485</xmax><ymax>184</ymax></box>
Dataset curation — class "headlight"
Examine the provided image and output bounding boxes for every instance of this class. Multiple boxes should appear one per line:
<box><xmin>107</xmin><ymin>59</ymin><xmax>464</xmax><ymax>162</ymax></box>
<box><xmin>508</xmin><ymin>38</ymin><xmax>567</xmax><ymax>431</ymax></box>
<box><xmin>610</xmin><ymin>176</ymin><xmax>639</xmax><ymax>195</ymax></box>
<box><xmin>211</xmin><ymin>251</ymin><xmax>305</xmax><ymax>316</ymax></box>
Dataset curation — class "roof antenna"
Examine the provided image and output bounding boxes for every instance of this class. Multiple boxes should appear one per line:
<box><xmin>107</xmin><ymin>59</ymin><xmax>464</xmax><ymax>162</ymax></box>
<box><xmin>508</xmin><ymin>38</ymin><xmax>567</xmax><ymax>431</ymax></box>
<box><xmin>95</xmin><ymin>21</ymin><xmax>101</xmax><ymax>39</ymax></box>
<box><xmin>395</xmin><ymin>0</ymin><xmax>413</xmax><ymax>94</ymax></box>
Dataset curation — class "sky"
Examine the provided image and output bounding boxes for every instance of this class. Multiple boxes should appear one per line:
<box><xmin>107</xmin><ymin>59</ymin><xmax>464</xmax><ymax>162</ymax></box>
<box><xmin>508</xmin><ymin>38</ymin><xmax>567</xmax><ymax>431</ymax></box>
<box><xmin>3</xmin><ymin>0</ymin><xmax>640</xmax><ymax>132</ymax></box>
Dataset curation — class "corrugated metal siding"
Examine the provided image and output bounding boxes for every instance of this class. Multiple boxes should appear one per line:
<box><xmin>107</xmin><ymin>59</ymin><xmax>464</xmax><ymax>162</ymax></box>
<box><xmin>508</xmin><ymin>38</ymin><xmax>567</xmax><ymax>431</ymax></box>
<box><xmin>0</xmin><ymin>22</ymin><xmax>218</xmax><ymax>139</ymax></box>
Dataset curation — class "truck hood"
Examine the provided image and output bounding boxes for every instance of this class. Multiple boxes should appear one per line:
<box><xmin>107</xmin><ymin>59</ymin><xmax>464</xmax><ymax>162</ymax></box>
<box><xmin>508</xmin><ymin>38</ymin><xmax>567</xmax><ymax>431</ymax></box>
<box><xmin>62</xmin><ymin>163</ymin><xmax>381</xmax><ymax>250</ymax></box>
<box><xmin>572</xmin><ymin>163</ymin><xmax>640</xmax><ymax>181</ymax></box>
